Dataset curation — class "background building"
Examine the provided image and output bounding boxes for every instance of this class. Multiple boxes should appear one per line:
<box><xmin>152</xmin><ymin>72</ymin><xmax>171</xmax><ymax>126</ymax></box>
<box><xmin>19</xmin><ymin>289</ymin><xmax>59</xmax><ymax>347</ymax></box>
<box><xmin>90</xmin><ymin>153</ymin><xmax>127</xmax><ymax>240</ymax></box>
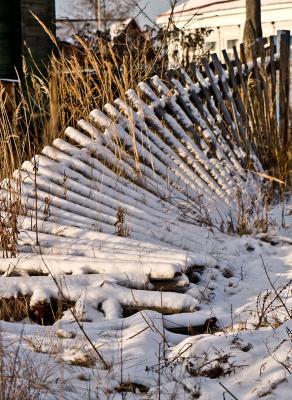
<box><xmin>157</xmin><ymin>0</ymin><xmax>292</xmax><ymax>60</ymax></box>
<box><xmin>55</xmin><ymin>0</ymin><xmax>171</xmax><ymax>42</ymax></box>
<box><xmin>0</xmin><ymin>0</ymin><xmax>55</xmax><ymax>79</ymax></box>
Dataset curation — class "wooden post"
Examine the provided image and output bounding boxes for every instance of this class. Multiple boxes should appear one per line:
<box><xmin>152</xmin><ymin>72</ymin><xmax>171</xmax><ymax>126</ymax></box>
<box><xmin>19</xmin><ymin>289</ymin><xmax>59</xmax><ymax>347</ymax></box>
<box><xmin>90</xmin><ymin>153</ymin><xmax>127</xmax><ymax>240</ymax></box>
<box><xmin>278</xmin><ymin>31</ymin><xmax>290</xmax><ymax>150</ymax></box>
<box><xmin>48</xmin><ymin>72</ymin><xmax>59</xmax><ymax>142</ymax></box>
<box><xmin>243</xmin><ymin>0</ymin><xmax>262</xmax><ymax>60</ymax></box>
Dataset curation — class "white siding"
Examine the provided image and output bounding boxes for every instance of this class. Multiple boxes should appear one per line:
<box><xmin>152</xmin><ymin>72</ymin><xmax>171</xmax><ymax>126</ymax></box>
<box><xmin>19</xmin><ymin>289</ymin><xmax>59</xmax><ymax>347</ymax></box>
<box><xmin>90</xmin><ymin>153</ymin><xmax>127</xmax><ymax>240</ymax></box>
<box><xmin>157</xmin><ymin>1</ymin><xmax>292</xmax><ymax>65</ymax></box>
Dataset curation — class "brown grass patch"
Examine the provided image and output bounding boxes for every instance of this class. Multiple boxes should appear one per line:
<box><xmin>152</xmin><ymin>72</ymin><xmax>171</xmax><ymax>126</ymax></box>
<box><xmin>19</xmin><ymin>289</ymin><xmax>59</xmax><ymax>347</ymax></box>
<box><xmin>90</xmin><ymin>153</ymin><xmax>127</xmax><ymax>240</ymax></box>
<box><xmin>0</xmin><ymin>295</ymin><xmax>75</xmax><ymax>325</ymax></box>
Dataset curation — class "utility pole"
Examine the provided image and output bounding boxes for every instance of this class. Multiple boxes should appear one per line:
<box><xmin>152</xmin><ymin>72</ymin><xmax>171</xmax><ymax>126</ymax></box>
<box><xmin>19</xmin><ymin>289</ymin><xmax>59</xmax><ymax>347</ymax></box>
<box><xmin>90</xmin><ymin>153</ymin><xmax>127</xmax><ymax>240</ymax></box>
<box><xmin>95</xmin><ymin>0</ymin><xmax>101</xmax><ymax>31</ymax></box>
<box><xmin>102</xmin><ymin>0</ymin><xmax>106</xmax><ymax>31</ymax></box>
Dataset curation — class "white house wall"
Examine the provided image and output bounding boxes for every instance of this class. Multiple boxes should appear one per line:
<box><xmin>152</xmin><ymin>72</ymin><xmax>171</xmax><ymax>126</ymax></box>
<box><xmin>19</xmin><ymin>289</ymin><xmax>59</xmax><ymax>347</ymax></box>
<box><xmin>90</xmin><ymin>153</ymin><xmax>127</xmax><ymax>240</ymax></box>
<box><xmin>157</xmin><ymin>1</ymin><xmax>292</xmax><ymax>64</ymax></box>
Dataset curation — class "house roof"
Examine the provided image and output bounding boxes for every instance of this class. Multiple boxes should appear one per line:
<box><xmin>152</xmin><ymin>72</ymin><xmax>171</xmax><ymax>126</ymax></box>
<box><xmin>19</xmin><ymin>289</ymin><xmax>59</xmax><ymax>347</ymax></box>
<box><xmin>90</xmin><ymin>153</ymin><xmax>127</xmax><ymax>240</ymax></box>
<box><xmin>110</xmin><ymin>18</ymin><xmax>143</xmax><ymax>40</ymax></box>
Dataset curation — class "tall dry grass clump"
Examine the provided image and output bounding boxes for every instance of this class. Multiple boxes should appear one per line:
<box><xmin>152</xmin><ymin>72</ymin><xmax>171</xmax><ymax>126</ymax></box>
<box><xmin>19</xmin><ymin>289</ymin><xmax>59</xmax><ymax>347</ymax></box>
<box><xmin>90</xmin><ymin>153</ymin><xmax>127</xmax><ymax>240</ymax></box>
<box><xmin>243</xmin><ymin>63</ymin><xmax>291</xmax><ymax>189</ymax></box>
<box><xmin>0</xmin><ymin>10</ymin><xmax>211</xmax><ymax>180</ymax></box>
<box><xmin>2</xmin><ymin>35</ymin><xmax>158</xmax><ymax>180</ymax></box>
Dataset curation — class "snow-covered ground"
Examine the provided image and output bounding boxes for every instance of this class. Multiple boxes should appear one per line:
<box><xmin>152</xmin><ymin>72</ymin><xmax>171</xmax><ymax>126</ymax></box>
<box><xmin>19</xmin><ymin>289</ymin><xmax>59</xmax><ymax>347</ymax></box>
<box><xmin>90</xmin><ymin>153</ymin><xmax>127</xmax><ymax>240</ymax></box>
<box><xmin>0</xmin><ymin>199</ymin><xmax>291</xmax><ymax>399</ymax></box>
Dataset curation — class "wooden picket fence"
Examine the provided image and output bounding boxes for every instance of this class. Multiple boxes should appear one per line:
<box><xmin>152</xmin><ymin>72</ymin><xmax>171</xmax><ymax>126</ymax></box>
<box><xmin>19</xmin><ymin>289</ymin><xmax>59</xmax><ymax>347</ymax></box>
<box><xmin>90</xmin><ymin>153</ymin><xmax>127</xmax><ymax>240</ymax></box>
<box><xmin>0</xmin><ymin>32</ymin><xmax>291</xmax><ymax>250</ymax></box>
<box><xmin>166</xmin><ymin>32</ymin><xmax>290</xmax><ymax>178</ymax></box>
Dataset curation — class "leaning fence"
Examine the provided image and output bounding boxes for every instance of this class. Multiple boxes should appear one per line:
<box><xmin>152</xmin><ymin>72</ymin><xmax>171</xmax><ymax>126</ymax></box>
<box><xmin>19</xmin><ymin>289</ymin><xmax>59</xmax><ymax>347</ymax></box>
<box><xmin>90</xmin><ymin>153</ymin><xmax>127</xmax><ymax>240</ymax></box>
<box><xmin>0</xmin><ymin>32</ymin><xmax>291</xmax><ymax>249</ymax></box>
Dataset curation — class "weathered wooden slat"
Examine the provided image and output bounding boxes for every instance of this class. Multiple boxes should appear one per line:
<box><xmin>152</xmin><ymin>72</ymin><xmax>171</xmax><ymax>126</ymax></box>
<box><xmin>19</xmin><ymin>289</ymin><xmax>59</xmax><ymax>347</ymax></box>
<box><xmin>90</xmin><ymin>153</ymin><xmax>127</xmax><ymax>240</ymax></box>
<box><xmin>258</xmin><ymin>37</ymin><xmax>272</xmax><ymax>148</ymax></box>
<box><xmin>167</xmin><ymin>73</ymin><xmax>247</xmax><ymax>182</ymax></box>
<box><xmin>201</xmin><ymin>58</ymin><xmax>242</xmax><ymax>149</ymax></box>
<box><xmin>222</xmin><ymin>49</ymin><xmax>256</xmax><ymax>158</ymax></box>
<box><xmin>211</xmin><ymin>53</ymin><xmax>251</xmax><ymax>157</ymax></box>
<box><xmin>251</xmin><ymin>43</ymin><xmax>267</xmax><ymax>141</ymax></box>
<box><xmin>232</xmin><ymin>45</ymin><xmax>258</xmax><ymax>144</ymax></box>
<box><xmin>187</xmin><ymin>65</ymin><xmax>244</xmax><ymax>165</ymax></box>
<box><xmin>269</xmin><ymin>36</ymin><xmax>277</xmax><ymax>132</ymax></box>
<box><xmin>240</xmin><ymin>43</ymin><xmax>249</xmax><ymax>76</ymax></box>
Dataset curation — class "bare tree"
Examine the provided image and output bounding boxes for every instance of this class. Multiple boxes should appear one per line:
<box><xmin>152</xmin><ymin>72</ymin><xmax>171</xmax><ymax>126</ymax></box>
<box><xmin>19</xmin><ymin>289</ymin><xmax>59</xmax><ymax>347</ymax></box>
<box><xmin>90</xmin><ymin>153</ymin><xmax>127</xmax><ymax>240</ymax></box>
<box><xmin>243</xmin><ymin>0</ymin><xmax>262</xmax><ymax>58</ymax></box>
<box><xmin>82</xmin><ymin>0</ymin><xmax>134</xmax><ymax>30</ymax></box>
<box><xmin>57</xmin><ymin>0</ymin><xmax>134</xmax><ymax>42</ymax></box>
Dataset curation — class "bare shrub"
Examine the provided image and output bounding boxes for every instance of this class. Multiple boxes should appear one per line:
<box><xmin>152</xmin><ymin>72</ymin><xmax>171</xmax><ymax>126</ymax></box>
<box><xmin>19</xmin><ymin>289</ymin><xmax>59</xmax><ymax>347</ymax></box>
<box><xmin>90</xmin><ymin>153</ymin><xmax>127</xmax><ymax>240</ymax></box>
<box><xmin>0</xmin><ymin>179</ymin><xmax>25</xmax><ymax>258</ymax></box>
<box><xmin>0</xmin><ymin>339</ymin><xmax>65</xmax><ymax>400</ymax></box>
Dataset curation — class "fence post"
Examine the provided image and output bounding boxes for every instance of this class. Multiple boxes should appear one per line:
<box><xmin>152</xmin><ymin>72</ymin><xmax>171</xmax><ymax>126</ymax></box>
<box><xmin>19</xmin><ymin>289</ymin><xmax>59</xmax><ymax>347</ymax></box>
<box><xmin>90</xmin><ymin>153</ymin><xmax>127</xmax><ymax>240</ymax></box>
<box><xmin>277</xmin><ymin>31</ymin><xmax>290</xmax><ymax>155</ymax></box>
<box><xmin>46</xmin><ymin>71</ymin><xmax>59</xmax><ymax>143</ymax></box>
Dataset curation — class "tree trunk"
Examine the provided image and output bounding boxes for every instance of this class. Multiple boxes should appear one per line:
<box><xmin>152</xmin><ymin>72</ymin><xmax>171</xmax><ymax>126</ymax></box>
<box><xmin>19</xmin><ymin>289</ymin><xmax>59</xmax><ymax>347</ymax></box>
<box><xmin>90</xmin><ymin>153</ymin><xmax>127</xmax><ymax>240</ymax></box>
<box><xmin>243</xmin><ymin>0</ymin><xmax>262</xmax><ymax>59</ymax></box>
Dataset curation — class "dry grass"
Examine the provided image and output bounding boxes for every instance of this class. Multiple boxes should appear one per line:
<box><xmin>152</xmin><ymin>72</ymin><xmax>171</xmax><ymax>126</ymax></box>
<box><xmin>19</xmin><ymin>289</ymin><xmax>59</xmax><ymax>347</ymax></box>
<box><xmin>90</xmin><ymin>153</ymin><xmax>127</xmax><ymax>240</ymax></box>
<box><xmin>0</xmin><ymin>181</ymin><xmax>24</xmax><ymax>258</ymax></box>
<box><xmin>0</xmin><ymin>334</ymin><xmax>74</xmax><ymax>400</ymax></box>
<box><xmin>243</xmin><ymin>65</ymin><xmax>291</xmax><ymax>187</ymax></box>
<box><xmin>0</xmin><ymin>33</ymin><xmax>167</xmax><ymax>181</ymax></box>
<box><xmin>114</xmin><ymin>206</ymin><xmax>130</xmax><ymax>237</ymax></box>
<box><xmin>65</xmin><ymin>350</ymin><xmax>97</xmax><ymax>368</ymax></box>
<box><xmin>0</xmin><ymin>295</ymin><xmax>75</xmax><ymax>325</ymax></box>
<box><xmin>0</xmin><ymin>296</ymin><xmax>31</xmax><ymax>322</ymax></box>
